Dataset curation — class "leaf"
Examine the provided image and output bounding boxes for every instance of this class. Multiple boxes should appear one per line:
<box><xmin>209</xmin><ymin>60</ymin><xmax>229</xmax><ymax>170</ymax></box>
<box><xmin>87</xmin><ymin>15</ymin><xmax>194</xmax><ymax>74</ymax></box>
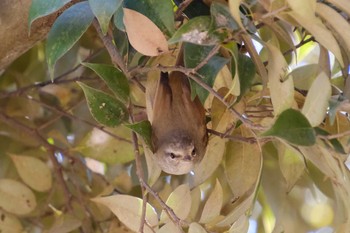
<box><xmin>92</xmin><ymin>195</ymin><xmax>158</xmax><ymax>233</ymax></box>
<box><xmin>184</xmin><ymin>43</ymin><xmax>228</xmax><ymax>103</ymax></box>
<box><xmin>10</xmin><ymin>154</ymin><xmax>52</xmax><ymax>192</ymax></box>
<box><xmin>74</xmin><ymin>127</ymin><xmax>134</xmax><ymax>164</ymax></box>
<box><xmin>48</xmin><ymin>214</ymin><xmax>82</xmax><ymax>233</ymax></box>
<box><xmin>316</xmin><ymin>3</ymin><xmax>350</xmax><ymax>59</ymax></box>
<box><xmin>228</xmin><ymin>215</ymin><xmax>249</xmax><ymax>233</ymax></box>
<box><xmin>199</xmin><ymin>179</ymin><xmax>223</xmax><ymax>224</ymax></box>
<box><xmin>28</xmin><ymin>0</ymin><xmax>70</xmax><ymax>32</ymax></box>
<box><xmin>168</xmin><ymin>16</ymin><xmax>217</xmax><ymax>45</ymax></box>
<box><xmin>77</xmin><ymin>82</ymin><xmax>128</xmax><ymax>127</ymax></box>
<box><xmin>124</xmin><ymin>121</ymin><xmax>152</xmax><ymax>149</ymax></box>
<box><xmin>228</xmin><ymin>0</ymin><xmax>244</xmax><ymax>30</ymax></box>
<box><xmin>289</xmin><ymin>64</ymin><xmax>319</xmax><ymax>90</ymax></box>
<box><xmin>113</xmin><ymin>4</ymin><xmax>125</xmax><ymax>31</ymax></box>
<box><xmin>82</xmin><ymin>63</ymin><xmax>130</xmax><ymax>103</ymax></box>
<box><xmin>0</xmin><ymin>179</ymin><xmax>37</xmax><ymax>215</ymax></box>
<box><xmin>237</xmin><ymin>53</ymin><xmax>256</xmax><ymax>100</ymax></box>
<box><xmin>265</xmin><ymin>43</ymin><xmax>295</xmax><ymax>115</ymax></box>
<box><xmin>0</xmin><ymin>209</ymin><xmax>23</xmax><ymax>233</ymax></box>
<box><xmin>326</xmin><ymin>0</ymin><xmax>350</xmax><ymax>16</ymax></box>
<box><xmin>224</xmin><ymin>126</ymin><xmax>262</xmax><ymax>198</ymax></box>
<box><xmin>123</xmin><ymin>8</ymin><xmax>169</xmax><ymax>56</ymax></box>
<box><xmin>157</xmin><ymin>222</ymin><xmax>182</xmax><ymax>233</ymax></box>
<box><xmin>124</xmin><ymin>0</ymin><xmax>175</xmax><ymax>37</ymax></box>
<box><xmin>191</xmin><ymin>136</ymin><xmax>227</xmax><ymax>187</ymax></box>
<box><xmin>286</xmin><ymin>11</ymin><xmax>344</xmax><ymax>67</ymax></box>
<box><xmin>301</xmin><ymin>72</ymin><xmax>331</xmax><ymax>127</ymax></box>
<box><xmin>46</xmin><ymin>2</ymin><xmax>94</xmax><ymax>78</ymax></box>
<box><xmin>210</xmin><ymin>2</ymin><xmax>239</xmax><ymax>31</ymax></box>
<box><xmin>89</xmin><ymin>0</ymin><xmax>121</xmax><ymax>35</ymax></box>
<box><xmin>189</xmin><ymin>222</ymin><xmax>207</xmax><ymax>233</ymax></box>
<box><xmin>275</xmin><ymin>141</ymin><xmax>306</xmax><ymax>191</ymax></box>
<box><xmin>143</xmin><ymin>143</ymin><xmax>162</xmax><ymax>186</ymax></box>
<box><xmin>160</xmin><ymin>184</ymin><xmax>191</xmax><ymax>223</ymax></box>
<box><xmin>262</xmin><ymin>108</ymin><xmax>316</xmax><ymax>146</ymax></box>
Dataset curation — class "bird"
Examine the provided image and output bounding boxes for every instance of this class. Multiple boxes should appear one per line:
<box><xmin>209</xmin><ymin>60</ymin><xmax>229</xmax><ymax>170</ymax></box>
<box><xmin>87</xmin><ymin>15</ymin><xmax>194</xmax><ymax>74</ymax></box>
<box><xmin>149</xmin><ymin>48</ymin><xmax>208</xmax><ymax>175</ymax></box>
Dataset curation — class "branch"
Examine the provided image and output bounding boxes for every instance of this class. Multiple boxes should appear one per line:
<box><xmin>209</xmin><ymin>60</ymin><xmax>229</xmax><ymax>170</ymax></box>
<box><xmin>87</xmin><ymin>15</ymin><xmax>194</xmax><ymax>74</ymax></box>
<box><xmin>93</xmin><ymin>20</ymin><xmax>127</xmax><ymax>74</ymax></box>
<box><xmin>175</xmin><ymin>0</ymin><xmax>194</xmax><ymax>19</ymax></box>
<box><xmin>0</xmin><ymin>111</ymin><xmax>73</xmax><ymax>212</ymax></box>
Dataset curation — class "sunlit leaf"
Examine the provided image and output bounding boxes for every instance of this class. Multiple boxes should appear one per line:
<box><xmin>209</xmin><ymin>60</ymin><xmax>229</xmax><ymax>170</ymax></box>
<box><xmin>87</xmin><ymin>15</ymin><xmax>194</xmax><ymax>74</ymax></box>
<box><xmin>75</xmin><ymin>127</ymin><xmax>134</xmax><ymax>164</ymax></box>
<box><xmin>0</xmin><ymin>179</ymin><xmax>37</xmax><ymax>215</ymax></box>
<box><xmin>184</xmin><ymin>43</ymin><xmax>228</xmax><ymax>103</ymax></box>
<box><xmin>82</xmin><ymin>63</ymin><xmax>130</xmax><ymax>103</ymax></box>
<box><xmin>143</xmin><ymin>143</ymin><xmax>162</xmax><ymax>186</ymax></box>
<box><xmin>124</xmin><ymin>0</ymin><xmax>175</xmax><ymax>37</ymax></box>
<box><xmin>289</xmin><ymin>64</ymin><xmax>319</xmax><ymax>90</ymax></box>
<box><xmin>10</xmin><ymin>154</ymin><xmax>52</xmax><ymax>192</ymax></box>
<box><xmin>199</xmin><ymin>179</ymin><xmax>223</xmax><ymax>224</ymax></box>
<box><xmin>160</xmin><ymin>184</ymin><xmax>191</xmax><ymax>223</ymax></box>
<box><xmin>123</xmin><ymin>8</ymin><xmax>169</xmax><ymax>56</ymax></box>
<box><xmin>224</xmin><ymin>126</ymin><xmax>262</xmax><ymax>198</ymax></box>
<box><xmin>158</xmin><ymin>222</ymin><xmax>182</xmax><ymax>233</ymax></box>
<box><xmin>301</xmin><ymin>72</ymin><xmax>331</xmax><ymax>127</ymax></box>
<box><xmin>28</xmin><ymin>0</ymin><xmax>71</xmax><ymax>32</ymax></box>
<box><xmin>188</xmin><ymin>187</ymin><xmax>201</xmax><ymax>222</ymax></box>
<box><xmin>191</xmin><ymin>136</ymin><xmax>227</xmax><ymax>187</ymax></box>
<box><xmin>92</xmin><ymin>194</ymin><xmax>158</xmax><ymax>233</ymax></box>
<box><xmin>228</xmin><ymin>215</ymin><xmax>249</xmax><ymax>233</ymax></box>
<box><xmin>77</xmin><ymin>82</ymin><xmax>128</xmax><ymax>127</ymax></box>
<box><xmin>265</xmin><ymin>43</ymin><xmax>295</xmax><ymax>115</ymax></box>
<box><xmin>89</xmin><ymin>0</ymin><xmax>121</xmax><ymax>34</ymax></box>
<box><xmin>228</xmin><ymin>0</ymin><xmax>244</xmax><ymax>29</ymax></box>
<box><xmin>168</xmin><ymin>16</ymin><xmax>216</xmax><ymax>45</ymax></box>
<box><xmin>0</xmin><ymin>209</ymin><xmax>23</xmax><ymax>233</ymax></box>
<box><xmin>262</xmin><ymin>109</ymin><xmax>316</xmax><ymax>146</ymax></box>
<box><xmin>46</xmin><ymin>2</ymin><xmax>94</xmax><ymax>78</ymax></box>
<box><xmin>326</xmin><ymin>0</ymin><xmax>350</xmax><ymax>16</ymax></box>
<box><xmin>125</xmin><ymin>120</ymin><xmax>152</xmax><ymax>149</ymax></box>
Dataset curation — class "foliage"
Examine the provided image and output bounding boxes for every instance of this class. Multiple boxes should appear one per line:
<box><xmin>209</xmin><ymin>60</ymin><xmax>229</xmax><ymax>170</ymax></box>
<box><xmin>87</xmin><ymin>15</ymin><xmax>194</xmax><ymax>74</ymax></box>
<box><xmin>0</xmin><ymin>0</ymin><xmax>350</xmax><ymax>232</ymax></box>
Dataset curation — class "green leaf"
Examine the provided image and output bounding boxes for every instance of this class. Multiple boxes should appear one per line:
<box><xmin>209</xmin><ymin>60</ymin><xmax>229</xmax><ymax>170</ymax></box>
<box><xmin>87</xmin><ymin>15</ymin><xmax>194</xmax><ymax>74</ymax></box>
<box><xmin>77</xmin><ymin>82</ymin><xmax>128</xmax><ymax>127</ymax></box>
<box><xmin>124</xmin><ymin>0</ymin><xmax>175</xmax><ymax>37</ymax></box>
<box><xmin>113</xmin><ymin>4</ymin><xmax>125</xmax><ymax>31</ymax></box>
<box><xmin>262</xmin><ymin>109</ymin><xmax>316</xmax><ymax>146</ymax></box>
<box><xmin>184</xmin><ymin>43</ymin><xmax>228</xmax><ymax>103</ymax></box>
<box><xmin>210</xmin><ymin>2</ymin><xmax>239</xmax><ymax>31</ymax></box>
<box><xmin>315</xmin><ymin>128</ymin><xmax>346</xmax><ymax>154</ymax></box>
<box><xmin>237</xmin><ymin>53</ymin><xmax>256</xmax><ymax>100</ymax></box>
<box><xmin>124</xmin><ymin>121</ymin><xmax>152</xmax><ymax>149</ymax></box>
<box><xmin>28</xmin><ymin>0</ymin><xmax>70</xmax><ymax>32</ymax></box>
<box><xmin>89</xmin><ymin>0</ymin><xmax>121</xmax><ymax>35</ymax></box>
<box><xmin>46</xmin><ymin>2</ymin><xmax>94</xmax><ymax>79</ymax></box>
<box><xmin>168</xmin><ymin>16</ymin><xmax>217</xmax><ymax>45</ymax></box>
<box><xmin>82</xmin><ymin>63</ymin><xmax>130</xmax><ymax>103</ymax></box>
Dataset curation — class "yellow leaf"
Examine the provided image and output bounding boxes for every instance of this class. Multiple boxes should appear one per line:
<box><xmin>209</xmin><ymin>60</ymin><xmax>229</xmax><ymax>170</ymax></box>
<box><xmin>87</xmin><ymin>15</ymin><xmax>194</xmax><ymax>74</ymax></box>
<box><xmin>123</xmin><ymin>8</ymin><xmax>169</xmax><ymax>56</ymax></box>
<box><xmin>199</xmin><ymin>179</ymin><xmax>223</xmax><ymax>224</ymax></box>
<box><xmin>228</xmin><ymin>0</ymin><xmax>244</xmax><ymax>30</ymax></box>
<box><xmin>316</xmin><ymin>3</ymin><xmax>350</xmax><ymax>55</ymax></box>
<box><xmin>301</xmin><ymin>72</ymin><xmax>331</xmax><ymax>127</ymax></box>
<box><xmin>157</xmin><ymin>222</ymin><xmax>182</xmax><ymax>233</ymax></box>
<box><xmin>92</xmin><ymin>194</ymin><xmax>158</xmax><ymax>233</ymax></box>
<box><xmin>0</xmin><ymin>179</ymin><xmax>37</xmax><ymax>215</ymax></box>
<box><xmin>189</xmin><ymin>222</ymin><xmax>207</xmax><ymax>233</ymax></box>
<box><xmin>228</xmin><ymin>215</ymin><xmax>249</xmax><ymax>233</ymax></box>
<box><xmin>160</xmin><ymin>184</ymin><xmax>191</xmax><ymax>223</ymax></box>
<box><xmin>286</xmin><ymin>0</ymin><xmax>316</xmax><ymax>18</ymax></box>
<box><xmin>0</xmin><ymin>209</ymin><xmax>23</xmax><ymax>233</ymax></box>
<box><xmin>326</xmin><ymin>0</ymin><xmax>350</xmax><ymax>16</ymax></box>
<box><xmin>10</xmin><ymin>154</ymin><xmax>52</xmax><ymax>192</ymax></box>
<box><xmin>287</xmin><ymin>11</ymin><xmax>344</xmax><ymax>67</ymax></box>
<box><xmin>265</xmin><ymin>43</ymin><xmax>295</xmax><ymax>115</ymax></box>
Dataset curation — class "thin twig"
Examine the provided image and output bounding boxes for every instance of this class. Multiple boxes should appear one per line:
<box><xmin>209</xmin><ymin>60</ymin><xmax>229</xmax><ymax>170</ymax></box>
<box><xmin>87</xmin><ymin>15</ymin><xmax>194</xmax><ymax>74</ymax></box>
<box><xmin>192</xmin><ymin>45</ymin><xmax>220</xmax><ymax>73</ymax></box>
<box><xmin>93</xmin><ymin>20</ymin><xmax>127</xmax><ymax>74</ymax></box>
<box><xmin>318</xmin><ymin>130</ymin><xmax>350</xmax><ymax>140</ymax></box>
<box><xmin>175</xmin><ymin>0</ymin><xmax>194</xmax><ymax>19</ymax></box>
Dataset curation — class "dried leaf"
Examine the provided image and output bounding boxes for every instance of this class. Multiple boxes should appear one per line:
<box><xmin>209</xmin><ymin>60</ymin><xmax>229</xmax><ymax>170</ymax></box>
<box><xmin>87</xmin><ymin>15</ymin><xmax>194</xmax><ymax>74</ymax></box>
<box><xmin>160</xmin><ymin>184</ymin><xmax>191</xmax><ymax>223</ymax></box>
<box><xmin>48</xmin><ymin>214</ymin><xmax>82</xmax><ymax>233</ymax></box>
<box><xmin>123</xmin><ymin>8</ymin><xmax>168</xmax><ymax>56</ymax></box>
<box><xmin>10</xmin><ymin>154</ymin><xmax>52</xmax><ymax>192</ymax></box>
<box><xmin>0</xmin><ymin>209</ymin><xmax>23</xmax><ymax>233</ymax></box>
<box><xmin>0</xmin><ymin>179</ymin><xmax>37</xmax><ymax>215</ymax></box>
<box><xmin>228</xmin><ymin>215</ymin><xmax>249</xmax><ymax>233</ymax></box>
<box><xmin>301</xmin><ymin>72</ymin><xmax>331</xmax><ymax>127</ymax></box>
<box><xmin>189</xmin><ymin>222</ymin><xmax>207</xmax><ymax>233</ymax></box>
<box><xmin>92</xmin><ymin>194</ymin><xmax>158</xmax><ymax>233</ymax></box>
<box><xmin>157</xmin><ymin>222</ymin><xmax>182</xmax><ymax>233</ymax></box>
<box><xmin>266</xmin><ymin>43</ymin><xmax>295</xmax><ymax>115</ymax></box>
<box><xmin>199</xmin><ymin>179</ymin><xmax>223</xmax><ymax>224</ymax></box>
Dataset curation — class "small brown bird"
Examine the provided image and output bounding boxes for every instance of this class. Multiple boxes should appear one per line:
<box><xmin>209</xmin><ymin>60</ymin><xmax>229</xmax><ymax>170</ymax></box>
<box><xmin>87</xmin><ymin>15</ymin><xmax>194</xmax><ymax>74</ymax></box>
<box><xmin>150</xmin><ymin>49</ymin><xmax>208</xmax><ymax>175</ymax></box>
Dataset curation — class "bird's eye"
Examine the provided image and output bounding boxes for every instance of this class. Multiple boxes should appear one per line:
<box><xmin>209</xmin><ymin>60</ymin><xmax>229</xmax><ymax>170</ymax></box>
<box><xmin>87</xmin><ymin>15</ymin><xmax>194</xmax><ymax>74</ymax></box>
<box><xmin>191</xmin><ymin>148</ymin><xmax>196</xmax><ymax>156</ymax></box>
<box><xmin>170</xmin><ymin>153</ymin><xmax>176</xmax><ymax>159</ymax></box>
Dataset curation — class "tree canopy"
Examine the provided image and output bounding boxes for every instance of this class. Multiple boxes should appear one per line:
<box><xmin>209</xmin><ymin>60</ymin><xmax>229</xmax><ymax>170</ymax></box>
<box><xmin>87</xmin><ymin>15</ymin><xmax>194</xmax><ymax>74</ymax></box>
<box><xmin>0</xmin><ymin>0</ymin><xmax>350</xmax><ymax>232</ymax></box>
